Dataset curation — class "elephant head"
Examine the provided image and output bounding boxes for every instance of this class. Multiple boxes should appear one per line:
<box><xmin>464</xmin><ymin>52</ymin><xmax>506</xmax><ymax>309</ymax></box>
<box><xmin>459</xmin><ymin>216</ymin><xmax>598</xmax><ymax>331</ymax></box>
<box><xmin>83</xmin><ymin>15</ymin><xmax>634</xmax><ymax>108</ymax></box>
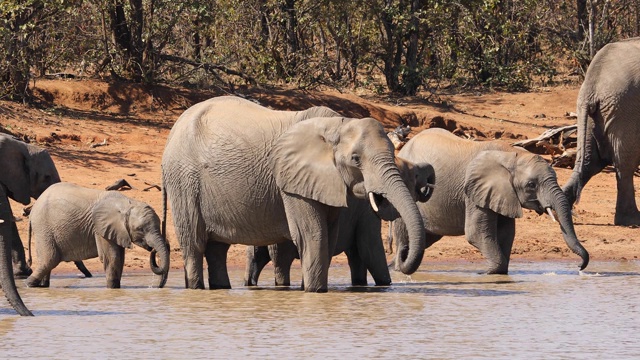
<box><xmin>0</xmin><ymin>134</ymin><xmax>61</xmax><ymax>205</ymax></box>
<box><xmin>92</xmin><ymin>193</ymin><xmax>170</xmax><ymax>287</ymax></box>
<box><xmin>375</xmin><ymin>157</ymin><xmax>435</xmax><ymax>221</ymax></box>
<box><xmin>271</xmin><ymin>116</ymin><xmax>426</xmax><ymax>274</ymax></box>
<box><xmin>465</xmin><ymin>150</ymin><xmax>589</xmax><ymax>270</ymax></box>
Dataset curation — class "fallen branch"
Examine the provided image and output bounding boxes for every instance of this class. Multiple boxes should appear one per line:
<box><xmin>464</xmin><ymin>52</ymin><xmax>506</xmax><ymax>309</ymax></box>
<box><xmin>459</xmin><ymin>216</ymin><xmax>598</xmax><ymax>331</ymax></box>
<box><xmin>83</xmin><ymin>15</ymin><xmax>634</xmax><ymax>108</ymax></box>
<box><xmin>105</xmin><ymin>179</ymin><xmax>133</xmax><ymax>191</ymax></box>
<box><xmin>142</xmin><ymin>181</ymin><xmax>161</xmax><ymax>192</ymax></box>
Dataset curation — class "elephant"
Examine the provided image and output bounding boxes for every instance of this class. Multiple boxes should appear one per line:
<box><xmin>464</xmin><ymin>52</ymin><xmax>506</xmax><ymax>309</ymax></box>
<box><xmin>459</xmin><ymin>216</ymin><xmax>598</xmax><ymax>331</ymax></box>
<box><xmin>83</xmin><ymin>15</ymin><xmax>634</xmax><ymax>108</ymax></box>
<box><xmin>0</xmin><ymin>133</ymin><xmax>61</xmax><ymax>278</ymax></box>
<box><xmin>0</xmin><ymin>186</ymin><xmax>33</xmax><ymax>316</ymax></box>
<box><xmin>392</xmin><ymin>128</ymin><xmax>589</xmax><ymax>274</ymax></box>
<box><xmin>563</xmin><ymin>38</ymin><xmax>640</xmax><ymax>226</ymax></box>
<box><xmin>161</xmin><ymin>96</ymin><xmax>427</xmax><ymax>292</ymax></box>
<box><xmin>25</xmin><ymin>182</ymin><xmax>170</xmax><ymax>289</ymax></box>
<box><xmin>244</xmin><ymin>158</ymin><xmax>435</xmax><ymax>287</ymax></box>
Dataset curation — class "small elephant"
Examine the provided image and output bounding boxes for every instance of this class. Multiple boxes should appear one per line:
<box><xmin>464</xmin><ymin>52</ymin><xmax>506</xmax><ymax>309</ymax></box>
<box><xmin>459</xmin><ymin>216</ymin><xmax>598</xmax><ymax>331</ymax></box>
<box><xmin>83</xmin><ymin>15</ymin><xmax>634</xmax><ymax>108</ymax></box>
<box><xmin>563</xmin><ymin>38</ymin><xmax>640</xmax><ymax>226</ymax></box>
<box><xmin>162</xmin><ymin>96</ymin><xmax>427</xmax><ymax>292</ymax></box>
<box><xmin>244</xmin><ymin>158</ymin><xmax>435</xmax><ymax>287</ymax></box>
<box><xmin>26</xmin><ymin>182</ymin><xmax>170</xmax><ymax>288</ymax></box>
<box><xmin>392</xmin><ymin>128</ymin><xmax>589</xmax><ymax>274</ymax></box>
<box><xmin>0</xmin><ymin>134</ymin><xmax>61</xmax><ymax>278</ymax></box>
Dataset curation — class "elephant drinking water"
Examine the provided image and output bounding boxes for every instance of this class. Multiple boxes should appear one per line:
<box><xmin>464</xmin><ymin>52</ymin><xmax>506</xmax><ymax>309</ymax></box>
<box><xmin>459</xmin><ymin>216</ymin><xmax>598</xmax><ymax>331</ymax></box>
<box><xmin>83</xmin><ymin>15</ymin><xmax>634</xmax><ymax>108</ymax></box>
<box><xmin>25</xmin><ymin>182</ymin><xmax>170</xmax><ymax>288</ymax></box>
<box><xmin>161</xmin><ymin>96</ymin><xmax>427</xmax><ymax>292</ymax></box>
<box><xmin>392</xmin><ymin>128</ymin><xmax>589</xmax><ymax>274</ymax></box>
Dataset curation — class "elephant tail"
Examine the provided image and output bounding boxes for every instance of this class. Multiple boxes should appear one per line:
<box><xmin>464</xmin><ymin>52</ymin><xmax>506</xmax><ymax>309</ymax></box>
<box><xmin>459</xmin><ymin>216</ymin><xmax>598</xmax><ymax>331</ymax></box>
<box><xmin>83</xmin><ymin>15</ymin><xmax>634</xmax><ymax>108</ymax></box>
<box><xmin>161</xmin><ymin>170</ymin><xmax>167</xmax><ymax>243</ymax></box>
<box><xmin>27</xmin><ymin>220</ymin><xmax>32</xmax><ymax>267</ymax></box>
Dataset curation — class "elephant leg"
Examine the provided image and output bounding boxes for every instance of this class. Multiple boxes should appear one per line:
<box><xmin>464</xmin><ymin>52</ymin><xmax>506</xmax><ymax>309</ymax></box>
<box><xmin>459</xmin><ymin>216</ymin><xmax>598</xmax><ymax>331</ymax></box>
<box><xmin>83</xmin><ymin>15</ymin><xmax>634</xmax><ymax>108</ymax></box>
<box><xmin>25</xmin><ymin>239</ymin><xmax>59</xmax><ymax>288</ymax></box>
<box><xmin>204</xmin><ymin>240</ymin><xmax>231</xmax><ymax>289</ymax></box>
<box><xmin>465</xmin><ymin>205</ymin><xmax>508</xmax><ymax>275</ymax></box>
<box><xmin>175</xmin><ymin>216</ymin><xmax>207</xmax><ymax>289</ymax></box>
<box><xmin>496</xmin><ymin>216</ymin><xmax>516</xmax><ymax>271</ymax></box>
<box><xmin>345</xmin><ymin>245</ymin><xmax>368</xmax><ymax>286</ymax></box>
<box><xmin>282</xmin><ymin>193</ymin><xmax>337</xmax><ymax>293</ymax></box>
<box><xmin>8</xmin><ymin>210</ymin><xmax>31</xmax><ymax>278</ymax></box>
<box><xmin>244</xmin><ymin>246</ymin><xmax>271</xmax><ymax>286</ymax></box>
<box><xmin>353</xmin><ymin>211</ymin><xmax>391</xmax><ymax>286</ymax></box>
<box><xmin>613</xmin><ymin>155</ymin><xmax>640</xmax><ymax>226</ymax></box>
<box><xmin>74</xmin><ymin>261</ymin><xmax>93</xmax><ymax>278</ymax></box>
<box><xmin>25</xmin><ymin>259</ymin><xmax>59</xmax><ymax>288</ymax></box>
<box><xmin>99</xmin><ymin>239</ymin><xmax>125</xmax><ymax>289</ymax></box>
<box><xmin>269</xmin><ymin>241</ymin><xmax>298</xmax><ymax>286</ymax></box>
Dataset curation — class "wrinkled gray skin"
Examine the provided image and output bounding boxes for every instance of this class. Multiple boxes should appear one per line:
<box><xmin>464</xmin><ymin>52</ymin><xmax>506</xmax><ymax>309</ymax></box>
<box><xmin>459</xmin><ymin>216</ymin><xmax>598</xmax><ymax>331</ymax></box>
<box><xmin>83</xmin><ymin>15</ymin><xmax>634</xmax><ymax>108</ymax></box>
<box><xmin>0</xmin><ymin>134</ymin><xmax>61</xmax><ymax>278</ymax></box>
<box><xmin>0</xmin><ymin>187</ymin><xmax>33</xmax><ymax>316</ymax></box>
<box><xmin>25</xmin><ymin>182</ymin><xmax>170</xmax><ymax>288</ymax></box>
<box><xmin>393</xmin><ymin>128</ymin><xmax>589</xmax><ymax>274</ymax></box>
<box><xmin>0</xmin><ymin>134</ymin><xmax>60</xmax><ymax>316</ymax></box>
<box><xmin>245</xmin><ymin>158</ymin><xmax>435</xmax><ymax>287</ymax></box>
<box><xmin>563</xmin><ymin>38</ymin><xmax>640</xmax><ymax>226</ymax></box>
<box><xmin>162</xmin><ymin>96</ymin><xmax>426</xmax><ymax>292</ymax></box>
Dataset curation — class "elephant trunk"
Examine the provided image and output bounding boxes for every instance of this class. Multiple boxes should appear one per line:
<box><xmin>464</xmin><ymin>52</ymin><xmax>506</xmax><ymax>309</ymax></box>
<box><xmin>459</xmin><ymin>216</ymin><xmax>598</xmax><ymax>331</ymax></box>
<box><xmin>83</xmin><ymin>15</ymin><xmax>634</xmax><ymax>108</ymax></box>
<box><xmin>546</xmin><ymin>184</ymin><xmax>589</xmax><ymax>270</ymax></box>
<box><xmin>0</xmin><ymin>234</ymin><xmax>33</xmax><ymax>316</ymax></box>
<box><xmin>147</xmin><ymin>234</ymin><xmax>170</xmax><ymax>288</ymax></box>
<box><xmin>375</xmin><ymin>163</ymin><xmax>426</xmax><ymax>275</ymax></box>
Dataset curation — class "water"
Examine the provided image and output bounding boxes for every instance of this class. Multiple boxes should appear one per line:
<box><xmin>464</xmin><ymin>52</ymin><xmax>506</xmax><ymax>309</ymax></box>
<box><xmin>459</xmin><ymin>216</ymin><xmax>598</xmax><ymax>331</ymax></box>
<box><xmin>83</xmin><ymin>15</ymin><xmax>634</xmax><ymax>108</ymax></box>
<box><xmin>0</xmin><ymin>261</ymin><xmax>639</xmax><ymax>359</ymax></box>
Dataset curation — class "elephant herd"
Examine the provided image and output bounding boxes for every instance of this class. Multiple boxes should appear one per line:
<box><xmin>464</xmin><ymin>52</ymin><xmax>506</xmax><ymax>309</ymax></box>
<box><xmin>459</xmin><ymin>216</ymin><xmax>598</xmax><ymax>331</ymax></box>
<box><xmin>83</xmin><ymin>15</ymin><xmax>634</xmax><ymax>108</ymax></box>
<box><xmin>1</xmin><ymin>38</ymin><xmax>640</xmax><ymax>316</ymax></box>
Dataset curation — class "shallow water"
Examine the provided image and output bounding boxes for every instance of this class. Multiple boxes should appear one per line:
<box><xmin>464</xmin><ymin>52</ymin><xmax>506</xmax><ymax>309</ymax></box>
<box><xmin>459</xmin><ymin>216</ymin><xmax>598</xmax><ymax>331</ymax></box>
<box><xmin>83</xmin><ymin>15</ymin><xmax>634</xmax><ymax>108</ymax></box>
<box><xmin>1</xmin><ymin>260</ymin><xmax>639</xmax><ymax>359</ymax></box>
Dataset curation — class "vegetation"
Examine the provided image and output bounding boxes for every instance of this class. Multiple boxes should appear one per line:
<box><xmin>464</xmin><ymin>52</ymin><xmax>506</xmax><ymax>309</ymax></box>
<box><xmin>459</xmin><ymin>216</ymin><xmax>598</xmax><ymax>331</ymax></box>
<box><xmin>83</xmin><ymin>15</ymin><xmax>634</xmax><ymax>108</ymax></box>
<box><xmin>2</xmin><ymin>0</ymin><xmax>639</xmax><ymax>100</ymax></box>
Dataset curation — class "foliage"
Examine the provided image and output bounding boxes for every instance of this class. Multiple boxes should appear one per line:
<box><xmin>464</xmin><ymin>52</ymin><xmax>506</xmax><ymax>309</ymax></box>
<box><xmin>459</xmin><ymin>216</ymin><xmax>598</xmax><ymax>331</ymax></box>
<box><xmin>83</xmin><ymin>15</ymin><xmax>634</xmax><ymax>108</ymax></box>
<box><xmin>2</xmin><ymin>0</ymin><xmax>640</xmax><ymax>100</ymax></box>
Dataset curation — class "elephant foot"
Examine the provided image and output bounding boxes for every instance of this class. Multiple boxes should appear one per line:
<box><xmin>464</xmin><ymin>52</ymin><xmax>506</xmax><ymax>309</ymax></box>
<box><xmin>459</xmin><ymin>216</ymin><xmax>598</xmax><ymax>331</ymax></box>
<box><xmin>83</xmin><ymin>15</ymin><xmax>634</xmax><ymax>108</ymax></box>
<box><xmin>14</xmin><ymin>268</ymin><xmax>33</xmax><ymax>279</ymax></box>
<box><xmin>614</xmin><ymin>211</ymin><xmax>640</xmax><ymax>227</ymax></box>
<box><xmin>24</xmin><ymin>276</ymin><xmax>48</xmax><ymax>288</ymax></box>
<box><xmin>483</xmin><ymin>267</ymin><xmax>509</xmax><ymax>275</ymax></box>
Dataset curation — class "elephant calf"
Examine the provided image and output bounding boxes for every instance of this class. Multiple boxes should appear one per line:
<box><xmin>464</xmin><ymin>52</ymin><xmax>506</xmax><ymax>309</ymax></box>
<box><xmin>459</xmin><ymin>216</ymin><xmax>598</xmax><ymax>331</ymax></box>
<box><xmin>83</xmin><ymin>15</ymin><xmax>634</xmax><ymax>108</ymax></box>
<box><xmin>26</xmin><ymin>182</ymin><xmax>170</xmax><ymax>288</ymax></box>
<box><xmin>392</xmin><ymin>128</ymin><xmax>589</xmax><ymax>274</ymax></box>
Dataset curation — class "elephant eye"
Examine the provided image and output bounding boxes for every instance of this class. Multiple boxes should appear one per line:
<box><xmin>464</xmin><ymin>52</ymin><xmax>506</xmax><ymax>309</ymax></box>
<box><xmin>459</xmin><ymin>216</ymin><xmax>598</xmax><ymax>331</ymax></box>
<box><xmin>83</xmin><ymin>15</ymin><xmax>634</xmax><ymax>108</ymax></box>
<box><xmin>351</xmin><ymin>154</ymin><xmax>361</xmax><ymax>166</ymax></box>
<box><xmin>525</xmin><ymin>181</ymin><xmax>537</xmax><ymax>190</ymax></box>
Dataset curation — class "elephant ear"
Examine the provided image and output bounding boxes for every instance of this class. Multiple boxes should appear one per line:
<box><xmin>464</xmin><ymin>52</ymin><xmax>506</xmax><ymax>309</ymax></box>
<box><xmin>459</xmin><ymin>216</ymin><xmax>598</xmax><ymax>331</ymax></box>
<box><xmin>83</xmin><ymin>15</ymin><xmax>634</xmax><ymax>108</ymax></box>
<box><xmin>92</xmin><ymin>192</ymin><xmax>133</xmax><ymax>248</ymax></box>
<box><xmin>270</xmin><ymin>117</ymin><xmax>347</xmax><ymax>207</ymax></box>
<box><xmin>464</xmin><ymin>150</ymin><xmax>522</xmax><ymax>218</ymax></box>
<box><xmin>0</xmin><ymin>136</ymin><xmax>31</xmax><ymax>205</ymax></box>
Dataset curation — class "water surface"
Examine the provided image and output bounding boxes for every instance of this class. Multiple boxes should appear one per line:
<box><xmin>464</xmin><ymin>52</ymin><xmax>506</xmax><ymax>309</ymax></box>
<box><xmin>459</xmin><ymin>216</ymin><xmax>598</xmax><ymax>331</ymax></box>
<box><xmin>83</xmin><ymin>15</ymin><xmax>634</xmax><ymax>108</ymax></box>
<box><xmin>1</xmin><ymin>261</ymin><xmax>638</xmax><ymax>359</ymax></box>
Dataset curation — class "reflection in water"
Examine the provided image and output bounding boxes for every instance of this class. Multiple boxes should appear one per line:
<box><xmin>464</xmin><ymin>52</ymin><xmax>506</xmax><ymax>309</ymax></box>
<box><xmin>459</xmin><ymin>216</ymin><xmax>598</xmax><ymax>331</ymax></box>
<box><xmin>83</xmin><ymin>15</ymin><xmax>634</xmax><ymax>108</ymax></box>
<box><xmin>0</xmin><ymin>261</ymin><xmax>638</xmax><ymax>358</ymax></box>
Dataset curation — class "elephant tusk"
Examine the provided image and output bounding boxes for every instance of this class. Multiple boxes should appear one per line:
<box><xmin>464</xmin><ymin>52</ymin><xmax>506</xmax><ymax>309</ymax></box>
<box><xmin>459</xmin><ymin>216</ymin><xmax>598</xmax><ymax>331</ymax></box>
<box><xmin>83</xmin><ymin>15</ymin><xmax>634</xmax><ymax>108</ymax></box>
<box><xmin>368</xmin><ymin>192</ymin><xmax>379</xmax><ymax>212</ymax></box>
<box><xmin>546</xmin><ymin>208</ymin><xmax>557</xmax><ymax>222</ymax></box>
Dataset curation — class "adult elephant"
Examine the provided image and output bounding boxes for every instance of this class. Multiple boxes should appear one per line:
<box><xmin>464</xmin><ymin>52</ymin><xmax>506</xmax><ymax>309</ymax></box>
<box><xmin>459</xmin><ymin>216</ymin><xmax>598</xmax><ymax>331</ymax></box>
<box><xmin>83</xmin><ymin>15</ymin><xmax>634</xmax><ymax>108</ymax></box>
<box><xmin>0</xmin><ymin>134</ymin><xmax>61</xmax><ymax>278</ymax></box>
<box><xmin>162</xmin><ymin>96</ymin><xmax>427</xmax><ymax>292</ymax></box>
<box><xmin>244</xmin><ymin>158</ymin><xmax>435</xmax><ymax>287</ymax></box>
<box><xmin>0</xmin><ymin>134</ymin><xmax>60</xmax><ymax>316</ymax></box>
<box><xmin>563</xmin><ymin>38</ymin><xmax>640</xmax><ymax>226</ymax></box>
<box><xmin>392</xmin><ymin>128</ymin><xmax>589</xmax><ymax>274</ymax></box>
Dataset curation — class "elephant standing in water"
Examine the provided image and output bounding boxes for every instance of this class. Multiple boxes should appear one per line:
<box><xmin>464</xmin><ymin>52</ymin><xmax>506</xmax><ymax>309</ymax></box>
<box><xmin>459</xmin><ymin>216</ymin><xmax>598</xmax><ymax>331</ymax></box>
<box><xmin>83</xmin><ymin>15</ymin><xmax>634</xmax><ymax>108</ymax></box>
<box><xmin>0</xmin><ymin>134</ymin><xmax>61</xmax><ymax>278</ymax></box>
<box><xmin>563</xmin><ymin>38</ymin><xmax>640</xmax><ymax>226</ymax></box>
<box><xmin>162</xmin><ymin>96</ymin><xmax>427</xmax><ymax>292</ymax></box>
<box><xmin>245</xmin><ymin>158</ymin><xmax>435</xmax><ymax>287</ymax></box>
<box><xmin>392</xmin><ymin>128</ymin><xmax>589</xmax><ymax>274</ymax></box>
<box><xmin>26</xmin><ymin>182</ymin><xmax>170</xmax><ymax>288</ymax></box>
<box><xmin>0</xmin><ymin>134</ymin><xmax>61</xmax><ymax>315</ymax></box>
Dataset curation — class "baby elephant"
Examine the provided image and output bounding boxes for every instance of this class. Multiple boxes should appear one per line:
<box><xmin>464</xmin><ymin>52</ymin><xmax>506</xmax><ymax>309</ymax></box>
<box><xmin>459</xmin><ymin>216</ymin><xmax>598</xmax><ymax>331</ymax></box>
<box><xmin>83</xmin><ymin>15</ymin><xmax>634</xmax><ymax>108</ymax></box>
<box><xmin>26</xmin><ymin>182</ymin><xmax>170</xmax><ymax>288</ymax></box>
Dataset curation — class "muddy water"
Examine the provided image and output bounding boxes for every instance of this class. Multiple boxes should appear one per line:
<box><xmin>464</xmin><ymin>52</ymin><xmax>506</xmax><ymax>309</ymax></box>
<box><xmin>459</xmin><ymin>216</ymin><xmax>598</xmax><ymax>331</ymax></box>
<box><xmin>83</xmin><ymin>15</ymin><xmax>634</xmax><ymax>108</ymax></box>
<box><xmin>0</xmin><ymin>261</ymin><xmax>639</xmax><ymax>358</ymax></box>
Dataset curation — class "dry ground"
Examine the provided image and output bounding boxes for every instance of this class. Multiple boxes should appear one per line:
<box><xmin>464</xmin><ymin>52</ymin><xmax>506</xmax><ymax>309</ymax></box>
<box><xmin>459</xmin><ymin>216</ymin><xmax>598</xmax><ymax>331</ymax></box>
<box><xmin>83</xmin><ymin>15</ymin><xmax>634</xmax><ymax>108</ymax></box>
<box><xmin>1</xmin><ymin>79</ymin><xmax>637</xmax><ymax>280</ymax></box>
